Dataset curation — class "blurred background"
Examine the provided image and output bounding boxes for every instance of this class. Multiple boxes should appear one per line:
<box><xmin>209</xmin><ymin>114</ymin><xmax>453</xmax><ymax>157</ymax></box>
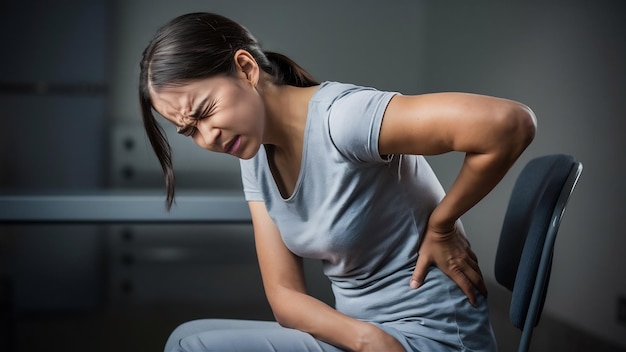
<box><xmin>0</xmin><ymin>0</ymin><xmax>624</xmax><ymax>351</ymax></box>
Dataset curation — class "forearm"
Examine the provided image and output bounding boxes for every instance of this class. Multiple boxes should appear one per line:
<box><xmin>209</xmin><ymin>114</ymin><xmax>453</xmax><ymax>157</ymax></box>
<box><xmin>249</xmin><ymin>201</ymin><xmax>391</xmax><ymax>351</ymax></box>
<box><xmin>429</xmin><ymin>106</ymin><xmax>536</xmax><ymax>230</ymax></box>
<box><xmin>429</xmin><ymin>151</ymin><xmax>515</xmax><ymax>230</ymax></box>
<box><xmin>268</xmin><ymin>287</ymin><xmax>378</xmax><ymax>352</ymax></box>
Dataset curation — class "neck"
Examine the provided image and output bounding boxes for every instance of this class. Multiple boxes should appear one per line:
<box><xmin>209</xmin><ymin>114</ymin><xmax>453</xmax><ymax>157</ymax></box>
<box><xmin>258</xmin><ymin>80</ymin><xmax>318</xmax><ymax>154</ymax></box>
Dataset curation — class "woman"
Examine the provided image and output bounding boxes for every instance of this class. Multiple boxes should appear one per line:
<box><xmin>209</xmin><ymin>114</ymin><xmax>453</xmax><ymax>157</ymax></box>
<box><xmin>139</xmin><ymin>12</ymin><xmax>536</xmax><ymax>352</ymax></box>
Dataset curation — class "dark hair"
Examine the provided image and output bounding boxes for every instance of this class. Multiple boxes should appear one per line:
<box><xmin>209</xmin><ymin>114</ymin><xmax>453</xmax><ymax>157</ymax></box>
<box><xmin>139</xmin><ymin>12</ymin><xmax>318</xmax><ymax>210</ymax></box>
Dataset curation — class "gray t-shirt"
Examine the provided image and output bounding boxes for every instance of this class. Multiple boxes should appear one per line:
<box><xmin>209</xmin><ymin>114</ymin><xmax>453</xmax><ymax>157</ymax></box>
<box><xmin>240</xmin><ymin>82</ymin><xmax>496</xmax><ymax>350</ymax></box>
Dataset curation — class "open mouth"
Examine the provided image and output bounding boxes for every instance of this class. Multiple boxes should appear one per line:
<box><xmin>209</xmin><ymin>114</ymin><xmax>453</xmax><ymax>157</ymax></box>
<box><xmin>225</xmin><ymin>135</ymin><xmax>241</xmax><ymax>154</ymax></box>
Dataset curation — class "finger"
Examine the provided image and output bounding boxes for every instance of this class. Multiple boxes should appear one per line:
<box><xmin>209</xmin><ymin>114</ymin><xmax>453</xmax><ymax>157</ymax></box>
<box><xmin>410</xmin><ymin>254</ymin><xmax>429</xmax><ymax>289</ymax></box>
<box><xmin>449</xmin><ymin>270</ymin><xmax>477</xmax><ymax>307</ymax></box>
<box><xmin>461</xmin><ymin>254</ymin><xmax>488</xmax><ymax>297</ymax></box>
<box><xmin>478</xmin><ymin>278</ymin><xmax>488</xmax><ymax>298</ymax></box>
<box><xmin>466</xmin><ymin>247</ymin><xmax>478</xmax><ymax>263</ymax></box>
<box><xmin>472</xmin><ymin>262</ymin><xmax>488</xmax><ymax>297</ymax></box>
<box><xmin>464</xmin><ymin>252</ymin><xmax>480</xmax><ymax>273</ymax></box>
<box><xmin>463</xmin><ymin>265</ymin><xmax>488</xmax><ymax>297</ymax></box>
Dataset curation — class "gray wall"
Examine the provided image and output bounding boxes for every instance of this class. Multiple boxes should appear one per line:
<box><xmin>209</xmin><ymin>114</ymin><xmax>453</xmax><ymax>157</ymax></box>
<box><xmin>109</xmin><ymin>0</ymin><xmax>425</xmax><ymax>125</ymax></box>
<box><xmin>419</xmin><ymin>1</ymin><xmax>626</xmax><ymax>348</ymax></box>
<box><xmin>0</xmin><ymin>0</ymin><xmax>109</xmax><ymax>313</ymax></box>
<box><xmin>108</xmin><ymin>0</ymin><xmax>625</xmax><ymax>348</ymax></box>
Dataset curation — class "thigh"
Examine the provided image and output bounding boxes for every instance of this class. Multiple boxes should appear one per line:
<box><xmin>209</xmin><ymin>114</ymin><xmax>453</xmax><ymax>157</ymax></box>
<box><xmin>389</xmin><ymin>268</ymin><xmax>497</xmax><ymax>351</ymax></box>
<box><xmin>164</xmin><ymin>319</ymin><xmax>344</xmax><ymax>352</ymax></box>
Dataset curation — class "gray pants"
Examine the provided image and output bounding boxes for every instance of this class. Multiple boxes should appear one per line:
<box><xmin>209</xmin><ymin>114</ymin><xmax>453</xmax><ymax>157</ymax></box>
<box><xmin>164</xmin><ymin>319</ymin><xmax>345</xmax><ymax>352</ymax></box>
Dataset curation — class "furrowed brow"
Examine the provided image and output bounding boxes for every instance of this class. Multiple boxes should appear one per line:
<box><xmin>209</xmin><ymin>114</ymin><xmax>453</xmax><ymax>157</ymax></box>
<box><xmin>189</xmin><ymin>98</ymin><xmax>208</xmax><ymax>119</ymax></box>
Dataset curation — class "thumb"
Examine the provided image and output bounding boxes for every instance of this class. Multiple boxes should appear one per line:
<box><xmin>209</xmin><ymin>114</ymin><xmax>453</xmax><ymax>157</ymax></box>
<box><xmin>410</xmin><ymin>254</ymin><xmax>429</xmax><ymax>289</ymax></box>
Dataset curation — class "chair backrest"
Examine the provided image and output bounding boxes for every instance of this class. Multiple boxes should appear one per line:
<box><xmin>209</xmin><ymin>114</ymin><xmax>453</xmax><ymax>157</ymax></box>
<box><xmin>494</xmin><ymin>154</ymin><xmax>583</xmax><ymax>350</ymax></box>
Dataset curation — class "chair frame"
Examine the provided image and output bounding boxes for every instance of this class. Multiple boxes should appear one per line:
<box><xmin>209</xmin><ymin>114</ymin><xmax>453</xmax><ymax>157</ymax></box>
<box><xmin>516</xmin><ymin>157</ymin><xmax>583</xmax><ymax>352</ymax></box>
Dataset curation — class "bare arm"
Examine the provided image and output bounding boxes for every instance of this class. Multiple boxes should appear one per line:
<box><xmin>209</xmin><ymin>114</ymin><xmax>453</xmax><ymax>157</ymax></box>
<box><xmin>249</xmin><ymin>201</ymin><xmax>405</xmax><ymax>352</ymax></box>
<box><xmin>379</xmin><ymin>92</ymin><xmax>536</xmax><ymax>303</ymax></box>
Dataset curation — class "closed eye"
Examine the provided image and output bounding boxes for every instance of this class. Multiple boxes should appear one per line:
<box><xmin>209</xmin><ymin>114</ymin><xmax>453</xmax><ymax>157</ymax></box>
<box><xmin>176</xmin><ymin>99</ymin><xmax>216</xmax><ymax>137</ymax></box>
<box><xmin>177</xmin><ymin>124</ymin><xmax>195</xmax><ymax>137</ymax></box>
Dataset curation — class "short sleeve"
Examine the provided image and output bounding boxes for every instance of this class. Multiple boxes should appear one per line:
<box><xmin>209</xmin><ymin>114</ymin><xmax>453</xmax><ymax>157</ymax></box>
<box><xmin>239</xmin><ymin>157</ymin><xmax>263</xmax><ymax>201</ymax></box>
<box><xmin>328</xmin><ymin>88</ymin><xmax>397</xmax><ymax>164</ymax></box>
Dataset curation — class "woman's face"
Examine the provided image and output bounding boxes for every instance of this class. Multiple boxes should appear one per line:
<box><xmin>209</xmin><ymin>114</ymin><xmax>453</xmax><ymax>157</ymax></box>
<box><xmin>150</xmin><ymin>74</ymin><xmax>265</xmax><ymax>160</ymax></box>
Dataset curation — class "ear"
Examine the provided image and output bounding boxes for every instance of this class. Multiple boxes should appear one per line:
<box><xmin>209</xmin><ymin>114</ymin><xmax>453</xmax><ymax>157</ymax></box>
<box><xmin>233</xmin><ymin>49</ymin><xmax>260</xmax><ymax>87</ymax></box>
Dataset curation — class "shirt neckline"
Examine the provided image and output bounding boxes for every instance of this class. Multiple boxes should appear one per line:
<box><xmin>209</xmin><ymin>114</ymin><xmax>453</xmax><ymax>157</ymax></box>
<box><xmin>262</xmin><ymin>82</ymin><xmax>328</xmax><ymax>202</ymax></box>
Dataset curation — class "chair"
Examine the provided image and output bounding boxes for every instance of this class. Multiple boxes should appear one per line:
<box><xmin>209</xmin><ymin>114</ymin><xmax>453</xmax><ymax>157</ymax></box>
<box><xmin>494</xmin><ymin>154</ymin><xmax>583</xmax><ymax>352</ymax></box>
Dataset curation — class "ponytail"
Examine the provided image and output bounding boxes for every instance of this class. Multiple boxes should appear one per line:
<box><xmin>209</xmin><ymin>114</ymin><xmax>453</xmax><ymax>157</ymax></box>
<box><xmin>139</xmin><ymin>92</ymin><xmax>176</xmax><ymax>210</ymax></box>
<box><xmin>264</xmin><ymin>51</ymin><xmax>319</xmax><ymax>88</ymax></box>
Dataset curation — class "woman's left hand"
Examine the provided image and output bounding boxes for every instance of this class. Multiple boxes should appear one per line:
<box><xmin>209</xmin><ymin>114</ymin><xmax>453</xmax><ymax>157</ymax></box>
<box><xmin>409</xmin><ymin>222</ymin><xmax>488</xmax><ymax>306</ymax></box>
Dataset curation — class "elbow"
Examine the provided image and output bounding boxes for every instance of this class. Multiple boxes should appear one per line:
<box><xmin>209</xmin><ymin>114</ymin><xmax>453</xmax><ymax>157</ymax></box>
<box><xmin>265</xmin><ymin>284</ymin><xmax>308</xmax><ymax>330</ymax></box>
<box><xmin>272</xmin><ymin>309</ymin><xmax>300</xmax><ymax>330</ymax></box>
<box><xmin>272</xmin><ymin>309</ymin><xmax>290</xmax><ymax>328</ymax></box>
<box><xmin>517</xmin><ymin>103</ymin><xmax>537</xmax><ymax>147</ymax></box>
<box><xmin>499</xmin><ymin>102</ymin><xmax>537</xmax><ymax>157</ymax></box>
<box><xmin>269</xmin><ymin>299</ymin><xmax>297</xmax><ymax>329</ymax></box>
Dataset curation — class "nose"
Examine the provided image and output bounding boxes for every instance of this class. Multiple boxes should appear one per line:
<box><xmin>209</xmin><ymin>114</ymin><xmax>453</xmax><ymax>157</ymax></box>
<box><xmin>194</xmin><ymin>125</ymin><xmax>221</xmax><ymax>150</ymax></box>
